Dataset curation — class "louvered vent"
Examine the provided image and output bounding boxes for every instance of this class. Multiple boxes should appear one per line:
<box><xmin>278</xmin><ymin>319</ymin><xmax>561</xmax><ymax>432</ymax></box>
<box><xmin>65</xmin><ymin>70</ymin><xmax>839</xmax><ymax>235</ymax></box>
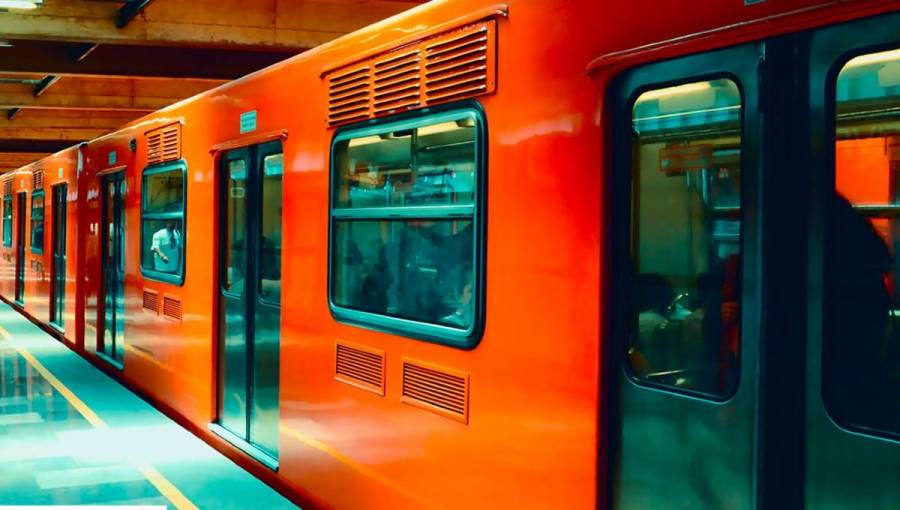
<box><xmin>373</xmin><ymin>50</ymin><xmax>421</xmax><ymax>115</ymax></box>
<box><xmin>325</xmin><ymin>20</ymin><xmax>496</xmax><ymax>126</ymax></box>
<box><xmin>424</xmin><ymin>24</ymin><xmax>491</xmax><ymax>103</ymax></box>
<box><xmin>142</xmin><ymin>289</ymin><xmax>159</xmax><ymax>314</ymax></box>
<box><xmin>31</xmin><ymin>171</ymin><xmax>43</xmax><ymax>190</ymax></box>
<box><xmin>401</xmin><ymin>360</ymin><xmax>469</xmax><ymax>423</ymax></box>
<box><xmin>328</xmin><ymin>66</ymin><xmax>371</xmax><ymax>125</ymax></box>
<box><xmin>146</xmin><ymin>124</ymin><xmax>182</xmax><ymax>166</ymax></box>
<box><xmin>2</xmin><ymin>180</ymin><xmax>11</xmax><ymax>196</ymax></box>
<box><xmin>335</xmin><ymin>342</ymin><xmax>385</xmax><ymax>395</ymax></box>
<box><xmin>162</xmin><ymin>296</ymin><xmax>182</xmax><ymax>321</ymax></box>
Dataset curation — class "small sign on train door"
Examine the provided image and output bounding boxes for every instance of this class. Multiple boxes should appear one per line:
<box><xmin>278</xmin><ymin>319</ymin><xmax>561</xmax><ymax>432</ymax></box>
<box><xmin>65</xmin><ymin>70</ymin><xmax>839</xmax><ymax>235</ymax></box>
<box><xmin>240</xmin><ymin>110</ymin><xmax>258</xmax><ymax>134</ymax></box>
<box><xmin>108</xmin><ymin>150</ymin><xmax>117</xmax><ymax>166</ymax></box>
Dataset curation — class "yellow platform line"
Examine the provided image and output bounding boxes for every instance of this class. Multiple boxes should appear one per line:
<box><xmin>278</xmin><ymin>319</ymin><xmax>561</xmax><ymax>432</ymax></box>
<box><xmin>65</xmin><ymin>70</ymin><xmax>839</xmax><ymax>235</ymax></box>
<box><xmin>0</xmin><ymin>324</ymin><xmax>199</xmax><ymax>510</ymax></box>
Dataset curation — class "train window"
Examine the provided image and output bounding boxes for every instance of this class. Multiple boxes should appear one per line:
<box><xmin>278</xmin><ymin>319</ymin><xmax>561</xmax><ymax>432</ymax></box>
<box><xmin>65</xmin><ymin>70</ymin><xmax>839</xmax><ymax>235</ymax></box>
<box><xmin>224</xmin><ymin>157</ymin><xmax>247</xmax><ymax>295</ymax></box>
<box><xmin>825</xmin><ymin>47</ymin><xmax>900</xmax><ymax>437</ymax></box>
<box><xmin>140</xmin><ymin>162</ymin><xmax>186</xmax><ymax>284</ymax></box>
<box><xmin>259</xmin><ymin>153</ymin><xmax>282</xmax><ymax>304</ymax></box>
<box><xmin>2</xmin><ymin>196</ymin><xmax>11</xmax><ymax>247</ymax></box>
<box><xmin>329</xmin><ymin>109</ymin><xmax>483</xmax><ymax>345</ymax></box>
<box><xmin>627</xmin><ymin>78</ymin><xmax>742</xmax><ymax>399</ymax></box>
<box><xmin>30</xmin><ymin>190</ymin><xmax>44</xmax><ymax>254</ymax></box>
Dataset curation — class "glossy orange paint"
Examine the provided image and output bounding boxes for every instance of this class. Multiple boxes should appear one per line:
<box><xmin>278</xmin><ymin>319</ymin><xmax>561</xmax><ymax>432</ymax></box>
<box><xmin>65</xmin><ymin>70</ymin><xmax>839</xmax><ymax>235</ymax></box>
<box><xmin>2</xmin><ymin>1</ymin><xmax>899</xmax><ymax>508</ymax></box>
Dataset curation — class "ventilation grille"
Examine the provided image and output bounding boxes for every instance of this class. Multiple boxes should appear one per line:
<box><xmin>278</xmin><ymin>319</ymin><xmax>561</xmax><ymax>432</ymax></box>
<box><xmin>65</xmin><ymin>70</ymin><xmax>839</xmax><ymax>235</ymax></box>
<box><xmin>401</xmin><ymin>359</ymin><xmax>469</xmax><ymax>423</ymax></box>
<box><xmin>424</xmin><ymin>25</ymin><xmax>491</xmax><ymax>103</ymax></box>
<box><xmin>142</xmin><ymin>289</ymin><xmax>159</xmax><ymax>314</ymax></box>
<box><xmin>325</xmin><ymin>20</ymin><xmax>496</xmax><ymax>126</ymax></box>
<box><xmin>335</xmin><ymin>342</ymin><xmax>385</xmax><ymax>395</ymax></box>
<box><xmin>2</xmin><ymin>180</ymin><xmax>11</xmax><ymax>197</ymax></box>
<box><xmin>373</xmin><ymin>50</ymin><xmax>422</xmax><ymax>115</ymax></box>
<box><xmin>146</xmin><ymin>123</ymin><xmax>182</xmax><ymax>166</ymax></box>
<box><xmin>31</xmin><ymin>171</ymin><xmax>43</xmax><ymax>190</ymax></box>
<box><xmin>162</xmin><ymin>296</ymin><xmax>182</xmax><ymax>321</ymax></box>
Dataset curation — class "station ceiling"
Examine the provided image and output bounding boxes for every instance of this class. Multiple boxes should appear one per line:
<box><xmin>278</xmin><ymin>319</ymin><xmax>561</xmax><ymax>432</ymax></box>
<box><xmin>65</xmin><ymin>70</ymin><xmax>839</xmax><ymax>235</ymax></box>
<box><xmin>0</xmin><ymin>0</ymin><xmax>427</xmax><ymax>173</ymax></box>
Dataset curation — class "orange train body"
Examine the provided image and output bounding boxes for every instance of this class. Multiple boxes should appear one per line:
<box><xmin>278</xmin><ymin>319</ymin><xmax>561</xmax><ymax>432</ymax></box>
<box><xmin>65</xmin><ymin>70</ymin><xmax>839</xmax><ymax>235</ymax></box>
<box><xmin>1</xmin><ymin>0</ymin><xmax>899</xmax><ymax>508</ymax></box>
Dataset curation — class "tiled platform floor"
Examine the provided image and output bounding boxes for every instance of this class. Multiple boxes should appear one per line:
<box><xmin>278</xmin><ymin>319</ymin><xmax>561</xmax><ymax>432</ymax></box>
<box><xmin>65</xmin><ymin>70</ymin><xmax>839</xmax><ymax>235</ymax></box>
<box><xmin>0</xmin><ymin>302</ymin><xmax>298</xmax><ymax>509</ymax></box>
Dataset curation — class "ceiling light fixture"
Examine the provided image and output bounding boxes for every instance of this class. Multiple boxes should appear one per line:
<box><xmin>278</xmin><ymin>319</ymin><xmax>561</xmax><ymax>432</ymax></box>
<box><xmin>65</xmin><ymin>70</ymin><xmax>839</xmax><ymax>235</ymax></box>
<box><xmin>0</xmin><ymin>0</ymin><xmax>42</xmax><ymax>10</ymax></box>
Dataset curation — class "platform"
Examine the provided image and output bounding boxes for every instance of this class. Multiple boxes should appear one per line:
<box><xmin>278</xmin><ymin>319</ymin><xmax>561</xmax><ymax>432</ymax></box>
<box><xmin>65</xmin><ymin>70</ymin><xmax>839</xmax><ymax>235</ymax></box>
<box><xmin>0</xmin><ymin>302</ymin><xmax>298</xmax><ymax>509</ymax></box>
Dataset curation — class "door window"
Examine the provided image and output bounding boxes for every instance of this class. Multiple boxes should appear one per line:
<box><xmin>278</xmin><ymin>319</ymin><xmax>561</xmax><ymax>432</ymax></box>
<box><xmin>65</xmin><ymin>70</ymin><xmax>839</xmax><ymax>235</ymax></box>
<box><xmin>628</xmin><ymin>78</ymin><xmax>743</xmax><ymax>398</ymax></box>
<box><xmin>30</xmin><ymin>190</ymin><xmax>44</xmax><ymax>254</ymax></box>
<box><xmin>825</xmin><ymin>47</ymin><xmax>900</xmax><ymax>437</ymax></box>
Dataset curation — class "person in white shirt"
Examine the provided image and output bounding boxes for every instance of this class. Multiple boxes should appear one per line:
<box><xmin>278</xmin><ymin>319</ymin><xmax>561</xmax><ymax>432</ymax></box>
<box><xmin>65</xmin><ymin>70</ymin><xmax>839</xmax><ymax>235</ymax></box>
<box><xmin>151</xmin><ymin>221</ymin><xmax>181</xmax><ymax>273</ymax></box>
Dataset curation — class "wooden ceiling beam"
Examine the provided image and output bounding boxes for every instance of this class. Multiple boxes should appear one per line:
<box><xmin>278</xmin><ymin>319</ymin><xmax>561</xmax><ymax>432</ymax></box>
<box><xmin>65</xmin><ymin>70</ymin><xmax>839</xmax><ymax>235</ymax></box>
<box><xmin>0</xmin><ymin>75</ymin><xmax>224</xmax><ymax>111</ymax></box>
<box><xmin>0</xmin><ymin>40</ymin><xmax>295</xmax><ymax>79</ymax></box>
<box><xmin>0</xmin><ymin>109</ymin><xmax>141</xmax><ymax>141</ymax></box>
<box><xmin>0</xmin><ymin>152</ymin><xmax>52</xmax><ymax>172</ymax></box>
<box><xmin>0</xmin><ymin>0</ymin><xmax>424</xmax><ymax>50</ymax></box>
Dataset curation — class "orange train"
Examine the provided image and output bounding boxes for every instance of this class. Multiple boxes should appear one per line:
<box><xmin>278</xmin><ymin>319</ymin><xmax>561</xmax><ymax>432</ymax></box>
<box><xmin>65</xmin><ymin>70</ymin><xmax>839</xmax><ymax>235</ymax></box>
<box><xmin>2</xmin><ymin>0</ymin><xmax>900</xmax><ymax>508</ymax></box>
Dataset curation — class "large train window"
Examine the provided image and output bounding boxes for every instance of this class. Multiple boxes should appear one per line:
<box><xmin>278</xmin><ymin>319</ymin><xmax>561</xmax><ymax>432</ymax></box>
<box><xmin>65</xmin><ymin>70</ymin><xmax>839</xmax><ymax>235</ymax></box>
<box><xmin>825</xmin><ymin>47</ymin><xmax>900</xmax><ymax>437</ymax></box>
<box><xmin>329</xmin><ymin>108</ymin><xmax>484</xmax><ymax>346</ymax></box>
<box><xmin>140</xmin><ymin>161</ymin><xmax>186</xmax><ymax>284</ymax></box>
<box><xmin>2</xmin><ymin>195</ymin><xmax>11</xmax><ymax>247</ymax></box>
<box><xmin>30</xmin><ymin>190</ymin><xmax>44</xmax><ymax>254</ymax></box>
<box><xmin>628</xmin><ymin>78</ymin><xmax>742</xmax><ymax>398</ymax></box>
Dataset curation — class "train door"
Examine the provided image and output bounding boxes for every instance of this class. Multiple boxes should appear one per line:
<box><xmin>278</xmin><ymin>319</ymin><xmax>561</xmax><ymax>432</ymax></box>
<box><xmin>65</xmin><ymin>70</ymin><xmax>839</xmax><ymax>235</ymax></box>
<box><xmin>609</xmin><ymin>44</ymin><xmax>763</xmax><ymax>510</ymax></box>
<box><xmin>215</xmin><ymin>140</ymin><xmax>282</xmax><ymax>467</ymax></box>
<box><xmin>49</xmin><ymin>184</ymin><xmax>67</xmax><ymax>329</ymax></box>
<box><xmin>610</xmin><ymin>12</ymin><xmax>900</xmax><ymax>510</ymax></box>
<box><xmin>804</xmin><ymin>13</ymin><xmax>900</xmax><ymax>509</ymax></box>
<box><xmin>100</xmin><ymin>172</ymin><xmax>125</xmax><ymax>365</ymax></box>
<box><xmin>14</xmin><ymin>192</ymin><xmax>26</xmax><ymax>304</ymax></box>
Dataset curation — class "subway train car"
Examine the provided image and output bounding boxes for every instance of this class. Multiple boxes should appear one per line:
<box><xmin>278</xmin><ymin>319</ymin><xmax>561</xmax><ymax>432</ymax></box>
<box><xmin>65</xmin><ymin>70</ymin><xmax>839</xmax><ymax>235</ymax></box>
<box><xmin>2</xmin><ymin>0</ymin><xmax>900</xmax><ymax>508</ymax></box>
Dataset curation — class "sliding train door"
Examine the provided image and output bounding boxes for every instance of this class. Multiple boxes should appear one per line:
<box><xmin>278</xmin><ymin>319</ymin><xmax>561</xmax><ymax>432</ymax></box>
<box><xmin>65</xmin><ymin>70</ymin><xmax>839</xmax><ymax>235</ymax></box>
<box><xmin>100</xmin><ymin>172</ymin><xmax>125</xmax><ymax>365</ymax></box>
<box><xmin>214</xmin><ymin>141</ymin><xmax>283</xmax><ymax>468</ymax></box>
<box><xmin>14</xmin><ymin>192</ymin><xmax>26</xmax><ymax>305</ymax></box>
<box><xmin>49</xmin><ymin>184</ymin><xmax>67</xmax><ymax>329</ymax></box>
<box><xmin>610</xmin><ymin>12</ymin><xmax>900</xmax><ymax>510</ymax></box>
<box><xmin>804</xmin><ymin>13</ymin><xmax>900</xmax><ymax>509</ymax></box>
<box><xmin>609</xmin><ymin>43</ymin><xmax>762</xmax><ymax>510</ymax></box>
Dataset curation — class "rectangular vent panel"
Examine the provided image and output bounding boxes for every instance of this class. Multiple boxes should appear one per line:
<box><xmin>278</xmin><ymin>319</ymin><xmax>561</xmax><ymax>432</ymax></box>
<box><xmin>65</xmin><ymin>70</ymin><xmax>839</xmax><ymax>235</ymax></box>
<box><xmin>32</xmin><ymin>171</ymin><xmax>43</xmax><ymax>190</ymax></box>
<box><xmin>401</xmin><ymin>359</ymin><xmax>469</xmax><ymax>423</ymax></box>
<box><xmin>142</xmin><ymin>290</ymin><xmax>159</xmax><ymax>314</ymax></box>
<box><xmin>325</xmin><ymin>20</ymin><xmax>496</xmax><ymax>126</ymax></box>
<box><xmin>2</xmin><ymin>180</ymin><xmax>11</xmax><ymax>196</ymax></box>
<box><xmin>335</xmin><ymin>342</ymin><xmax>385</xmax><ymax>395</ymax></box>
<box><xmin>146</xmin><ymin>123</ymin><xmax>182</xmax><ymax>166</ymax></box>
<box><xmin>162</xmin><ymin>296</ymin><xmax>182</xmax><ymax>321</ymax></box>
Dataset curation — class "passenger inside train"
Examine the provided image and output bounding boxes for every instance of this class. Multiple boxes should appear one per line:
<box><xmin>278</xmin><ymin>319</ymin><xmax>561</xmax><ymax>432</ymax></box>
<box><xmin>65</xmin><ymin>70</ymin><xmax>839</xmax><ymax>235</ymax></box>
<box><xmin>629</xmin><ymin>78</ymin><xmax>743</xmax><ymax>397</ymax></box>
<box><xmin>331</xmin><ymin>113</ymin><xmax>478</xmax><ymax>330</ymax></box>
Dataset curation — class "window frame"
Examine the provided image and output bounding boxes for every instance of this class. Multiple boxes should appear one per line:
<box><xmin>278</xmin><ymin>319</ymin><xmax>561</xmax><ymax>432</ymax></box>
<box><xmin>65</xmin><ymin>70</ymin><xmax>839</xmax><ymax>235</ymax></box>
<box><xmin>614</xmin><ymin>71</ymin><xmax>751</xmax><ymax>403</ymax></box>
<box><xmin>819</xmin><ymin>41</ymin><xmax>900</xmax><ymax>442</ymax></box>
<box><xmin>30</xmin><ymin>189</ymin><xmax>44</xmax><ymax>255</ymax></box>
<box><xmin>327</xmin><ymin>102</ymin><xmax>487</xmax><ymax>349</ymax></box>
<box><xmin>140</xmin><ymin>160</ymin><xmax>187</xmax><ymax>285</ymax></box>
<box><xmin>2</xmin><ymin>195</ymin><xmax>11</xmax><ymax>248</ymax></box>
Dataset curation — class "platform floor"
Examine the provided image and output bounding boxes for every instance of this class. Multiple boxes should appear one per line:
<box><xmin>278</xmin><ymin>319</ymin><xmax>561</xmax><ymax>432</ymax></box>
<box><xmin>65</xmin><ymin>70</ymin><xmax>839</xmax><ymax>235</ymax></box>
<box><xmin>0</xmin><ymin>301</ymin><xmax>298</xmax><ymax>509</ymax></box>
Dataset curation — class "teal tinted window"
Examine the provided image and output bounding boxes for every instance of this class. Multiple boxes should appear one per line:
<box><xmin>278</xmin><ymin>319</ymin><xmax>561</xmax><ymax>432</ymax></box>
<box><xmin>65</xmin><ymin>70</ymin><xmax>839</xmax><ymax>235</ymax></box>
<box><xmin>2</xmin><ymin>195</ymin><xmax>11</xmax><ymax>248</ymax></box>
<box><xmin>628</xmin><ymin>79</ymin><xmax>743</xmax><ymax>399</ymax></box>
<box><xmin>259</xmin><ymin>154</ymin><xmax>283</xmax><ymax>304</ymax></box>
<box><xmin>330</xmin><ymin>109</ymin><xmax>482</xmax><ymax>345</ymax></box>
<box><xmin>825</xmin><ymin>48</ymin><xmax>900</xmax><ymax>437</ymax></box>
<box><xmin>140</xmin><ymin>163</ymin><xmax>185</xmax><ymax>283</ymax></box>
<box><xmin>30</xmin><ymin>190</ymin><xmax>44</xmax><ymax>254</ymax></box>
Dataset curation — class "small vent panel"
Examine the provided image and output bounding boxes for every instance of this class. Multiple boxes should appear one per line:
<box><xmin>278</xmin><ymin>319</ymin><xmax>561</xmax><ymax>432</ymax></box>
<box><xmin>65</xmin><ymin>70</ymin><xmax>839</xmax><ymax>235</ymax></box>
<box><xmin>146</xmin><ymin>123</ymin><xmax>182</xmax><ymax>166</ymax></box>
<box><xmin>325</xmin><ymin>20</ymin><xmax>496</xmax><ymax>126</ymax></box>
<box><xmin>162</xmin><ymin>296</ymin><xmax>182</xmax><ymax>321</ymax></box>
<box><xmin>32</xmin><ymin>171</ymin><xmax>43</xmax><ymax>190</ymax></box>
<box><xmin>401</xmin><ymin>360</ymin><xmax>469</xmax><ymax>423</ymax></box>
<box><xmin>142</xmin><ymin>290</ymin><xmax>159</xmax><ymax>314</ymax></box>
<box><xmin>335</xmin><ymin>342</ymin><xmax>385</xmax><ymax>395</ymax></box>
<box><xmin>424</xmin><ymin>25</ymin><xmax>491</xmax><ymax>103</ymax></box>
<box><xmin>2</xmin><ymin>180</ymin><xmax>11</xmax><ymax>196</ymax></box>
